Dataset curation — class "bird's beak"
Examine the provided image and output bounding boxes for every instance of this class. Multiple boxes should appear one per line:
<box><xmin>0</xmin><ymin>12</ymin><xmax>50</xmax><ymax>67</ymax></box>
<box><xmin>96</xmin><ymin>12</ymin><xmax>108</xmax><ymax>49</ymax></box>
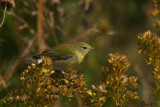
<box><xmin>90</xmin><ymin>47</ymin><xmax>95</xmax><ymax>50</ymax></box>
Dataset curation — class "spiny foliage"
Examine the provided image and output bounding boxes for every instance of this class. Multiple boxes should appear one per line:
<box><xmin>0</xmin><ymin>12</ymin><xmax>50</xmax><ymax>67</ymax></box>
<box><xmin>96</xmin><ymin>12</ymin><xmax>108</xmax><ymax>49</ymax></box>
<box><xmin>3</xmin><ymin>58</ymin><xmax>87</xmax><ymax>106</ymax></box>
<box><xmin>3</xmin><ymin>54</ymin><xmax>139</xmax><ymax>107</ymax></box>
<box><xmin>151</xmin><ymin>0</ymin><xmax>160</xmax><ymax>27</ymax></box>
<box><xmin>101</xmin><ymin>54</ymin><xmax>139</xmax><ymax>107</ymax></box>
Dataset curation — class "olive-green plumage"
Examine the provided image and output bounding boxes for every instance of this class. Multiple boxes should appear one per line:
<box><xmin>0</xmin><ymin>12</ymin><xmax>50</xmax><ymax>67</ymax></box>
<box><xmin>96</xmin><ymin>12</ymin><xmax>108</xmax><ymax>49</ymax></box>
<box><xmin>33</xmin><ymin>42</ymin><xmax>94</xmax><ymax>70</ymax></box>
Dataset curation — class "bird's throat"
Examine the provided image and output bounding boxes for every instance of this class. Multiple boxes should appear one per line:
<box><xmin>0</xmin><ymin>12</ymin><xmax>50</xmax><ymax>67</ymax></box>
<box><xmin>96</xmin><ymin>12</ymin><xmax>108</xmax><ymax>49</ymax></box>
<box><xmin>75</xmin><ymin>54</ymin><xmax>84</xmax><ymax>64</ymax></box>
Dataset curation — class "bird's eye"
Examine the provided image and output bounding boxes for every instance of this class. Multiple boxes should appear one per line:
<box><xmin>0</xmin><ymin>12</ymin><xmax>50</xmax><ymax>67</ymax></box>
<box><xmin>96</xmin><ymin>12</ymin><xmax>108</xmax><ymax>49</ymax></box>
<box><xmin>82</xmin><ymin>47</ymin><xmax>87</xmax><ymax>49</ymax></box>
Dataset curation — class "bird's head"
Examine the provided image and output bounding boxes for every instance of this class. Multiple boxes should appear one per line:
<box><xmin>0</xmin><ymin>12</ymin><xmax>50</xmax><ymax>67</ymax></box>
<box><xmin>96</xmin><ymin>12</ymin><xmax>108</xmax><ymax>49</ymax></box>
<box><xmin>72</xmin><ymin>42</ymin><xmax>95</xmax><ymax>56</ymax></box>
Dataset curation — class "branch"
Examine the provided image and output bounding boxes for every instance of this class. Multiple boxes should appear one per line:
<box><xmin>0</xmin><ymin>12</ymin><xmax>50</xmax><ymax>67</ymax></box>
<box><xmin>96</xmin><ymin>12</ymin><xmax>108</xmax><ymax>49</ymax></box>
<box><xmin>65</xmin><ymin>26</ymin><xmax>117</xmax><ymax>44</ymax></box>
<box><xmin>65</xmin><ymin>27</ymin><xmax>100</xmax><ymax>43</ymax></box>
<box><xmin>10</xmin><ymin>13</ymin><xmax>36</xmax><ymax>35</ymax></box>
<box><xmin>37</xmin><ymin>0</ymin><xmax>46</xmax><ymax>52</ymax></box>
<box><xmin>4</xmin><ymin>36</ymin><xmax>37</xmax><ymax>81</ymax></box>
<box><xmin>0</xmin><ymin>60</ymin><xmax>8</xmax><ymax>74</ymax></box>
<box><xmin>0</xmin><ymin>76</ymin><xmax>7</xmax><ymax>89</ymax></box>
<box><xmin>0</xmin><ymin>5</ymin><xmax>7</xmax><ymax>27</ymax></box>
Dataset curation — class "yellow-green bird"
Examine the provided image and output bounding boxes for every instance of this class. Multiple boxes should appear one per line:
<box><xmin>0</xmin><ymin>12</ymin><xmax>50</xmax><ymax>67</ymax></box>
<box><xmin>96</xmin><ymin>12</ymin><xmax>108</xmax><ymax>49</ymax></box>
<box><xmin>32</xmin><ymin>42</ymin><xmax>94</xmax><ymax>72</ymax></box>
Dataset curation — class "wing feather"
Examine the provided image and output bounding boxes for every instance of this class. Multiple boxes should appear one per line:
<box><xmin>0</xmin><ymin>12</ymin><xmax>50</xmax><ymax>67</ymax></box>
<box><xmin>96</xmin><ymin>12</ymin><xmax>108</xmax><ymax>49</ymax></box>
<box><xmin>42</xmin><ymin>44</ymin><xmax>75</xmax><ymax>60</ymax></box>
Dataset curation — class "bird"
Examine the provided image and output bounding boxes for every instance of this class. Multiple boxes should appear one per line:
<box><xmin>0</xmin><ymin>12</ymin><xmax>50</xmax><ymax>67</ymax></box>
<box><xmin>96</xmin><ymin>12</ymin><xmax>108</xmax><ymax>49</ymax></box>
<box><xmin>32</xmin><ymin>42</ymin><xmax>94</xmax><ymax>73</ymax></box>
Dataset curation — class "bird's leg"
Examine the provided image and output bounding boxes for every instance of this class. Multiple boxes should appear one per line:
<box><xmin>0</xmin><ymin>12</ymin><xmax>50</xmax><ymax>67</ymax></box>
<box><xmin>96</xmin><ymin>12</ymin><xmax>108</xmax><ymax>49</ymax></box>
<box><xmin>60</xmin><ymin>70</ymin><xmax>68</xmax><ymax>75</ymax></box>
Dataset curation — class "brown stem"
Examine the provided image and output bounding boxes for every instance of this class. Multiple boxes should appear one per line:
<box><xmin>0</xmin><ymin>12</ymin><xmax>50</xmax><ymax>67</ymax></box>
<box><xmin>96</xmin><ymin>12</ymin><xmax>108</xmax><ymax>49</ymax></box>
<box><xmin>75</xmin><ymin>93</ymin><xmax>83</xmax><ymax>107</ymax></box>
<box><xmin>0</xmin><ymin>76</ymin><xmax>7</xmax><ymax>89</ymax></box>
<box><xmin>0</xmin><ymin>6</ymin><xmax>7</xmax><ymax>27</ymax></box>
<box><xmin>0</xmin><ymin>60</ymin><xmax>8</xmax><ymax>74</ymax></box>
<box><xmin>65</xmin><ymin>27</ymin><xmax>100</xmax><ymax>43</ymax></box>
<box><xmin>37</xmin><ymin>0</ymin><xmax>45</xmax><ymax>52</ymax></box>
<box><xmin>11</xmin><ymin>13</ymin><xmax>36</xmax><ymax>35</ymax></box>
<box><xmin>4</xmin><ymin>36</ymin><xmax>37</xmax><ymax>81</ymax></box>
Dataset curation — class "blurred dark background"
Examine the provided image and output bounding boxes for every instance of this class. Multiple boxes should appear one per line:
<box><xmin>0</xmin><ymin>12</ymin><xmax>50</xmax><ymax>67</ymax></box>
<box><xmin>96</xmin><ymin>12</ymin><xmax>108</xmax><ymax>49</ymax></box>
<box><xmin>0</xmin><ymin>0</ymin><xmax>158</xmax><ymax>106</ymax></box>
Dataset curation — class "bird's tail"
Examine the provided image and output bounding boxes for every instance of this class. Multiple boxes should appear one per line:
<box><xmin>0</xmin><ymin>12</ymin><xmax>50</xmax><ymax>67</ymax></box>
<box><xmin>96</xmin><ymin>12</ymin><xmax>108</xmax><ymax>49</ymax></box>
<box><xmin>19</xmin><ymin>54</ymin><xmax>43</xmax><ymax>61</ymax></box>
<box><xmin>32</xmin><ymin>54</ymin><xmax>43</xmax><ymax>59</ymax></box>
<box><xmin>19</xmin><ymin>57</ymin><xmax>32</xmax><ymax>60</ymax></box>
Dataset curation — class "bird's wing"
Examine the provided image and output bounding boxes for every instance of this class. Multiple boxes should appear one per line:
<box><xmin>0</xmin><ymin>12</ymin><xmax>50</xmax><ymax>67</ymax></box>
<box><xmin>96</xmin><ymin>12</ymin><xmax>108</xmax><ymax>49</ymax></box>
<box><xmin>42</xmin><ymin>44</ymin><xmax>75</xmax><ymax>60</ymax></box>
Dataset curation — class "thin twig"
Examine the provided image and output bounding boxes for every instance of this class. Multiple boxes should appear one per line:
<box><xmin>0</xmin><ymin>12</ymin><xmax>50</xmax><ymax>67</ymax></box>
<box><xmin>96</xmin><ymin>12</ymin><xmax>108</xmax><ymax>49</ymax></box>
<box><xmin>0</xmin><ymin>6</ymin><xmax>7</xmax><ymax>27</ymax></box>
<box><xmin>0</xmin><ymin>78</ymin><xmax>18</xmax><ymax>91</ymax></box>
<box><xmin>0</xmin><ymin>76</ymin><xmax>7</xmax><ymax>89</ymax></box>
<box><xmin>0</xmin><ymin>60</ymin><xmax>8</xmax><ymax>74</ymax></box>
<box><xmin>44</xmin><ymin>11</ymin><xmax>59</xmax><ymax>45</ymax></box>
<box><xmin>65</xmin><ymin>27</ymin><xmax>100</xmax><ymax>43</ymax></box>
<box><xmin>4</xmin><ymin>36</ymin><xmax>37</xmax><ymax>81</ymax></box>
<box><xmin>65</xmin><ymin>27</ymin><xmax>117</xmax><ymax>43</ymax></box>
<box><xmin>10</xmin><ymin>13</ymin><xmax>36</xmax><ymax>35</ymax></box>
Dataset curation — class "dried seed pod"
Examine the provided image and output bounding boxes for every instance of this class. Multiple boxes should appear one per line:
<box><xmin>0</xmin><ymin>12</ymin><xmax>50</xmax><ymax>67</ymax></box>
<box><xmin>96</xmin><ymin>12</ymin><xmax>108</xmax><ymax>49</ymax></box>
<box><xmin>0</xmin><ymin>0</ymin><xmax>15</xmax><ymax>10</ymax></box>
<box><xmin>0</xmin><ymin>0</ymin><xmax>15</xmax><ymax>27</ymax></box>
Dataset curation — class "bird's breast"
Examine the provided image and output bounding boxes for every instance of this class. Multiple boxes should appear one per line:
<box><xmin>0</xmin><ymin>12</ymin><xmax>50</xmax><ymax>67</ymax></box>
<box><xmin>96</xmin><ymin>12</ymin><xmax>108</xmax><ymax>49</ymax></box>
<box><xmin>74</xmin><ymin>54</ymin><xmax>84</xmax><ymax>64</ymax></box>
